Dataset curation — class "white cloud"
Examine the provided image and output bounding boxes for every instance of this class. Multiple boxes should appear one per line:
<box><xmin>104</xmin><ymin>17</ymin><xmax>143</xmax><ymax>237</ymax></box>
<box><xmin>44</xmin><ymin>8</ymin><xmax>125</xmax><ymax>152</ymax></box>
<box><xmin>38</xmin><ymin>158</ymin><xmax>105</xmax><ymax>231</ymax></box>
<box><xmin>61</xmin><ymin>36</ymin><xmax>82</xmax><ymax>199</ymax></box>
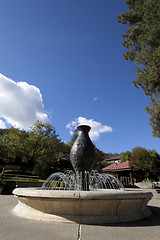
<box><xmin>66</xmin><ymin>120</ymin><xmax>77</xmax><ymax>135</ymax></box>
<box><xmin>0</xmin><ymin>119</ymin><xmax>7</xmax><ymax>129</ymax></box>
<box><xmin>93</xmin><ymin>97</ymin><xmax>98</xmax><ymax>101</ymax></box>
<box><xmin>66</xmin><ymin>117</ymin><xmax>112</xmax><ymax>141</ymax></box>
<box><xmin>0</xmin><ymin>73</ymin><xmax>49</xmax><ymax>130</ymax></box>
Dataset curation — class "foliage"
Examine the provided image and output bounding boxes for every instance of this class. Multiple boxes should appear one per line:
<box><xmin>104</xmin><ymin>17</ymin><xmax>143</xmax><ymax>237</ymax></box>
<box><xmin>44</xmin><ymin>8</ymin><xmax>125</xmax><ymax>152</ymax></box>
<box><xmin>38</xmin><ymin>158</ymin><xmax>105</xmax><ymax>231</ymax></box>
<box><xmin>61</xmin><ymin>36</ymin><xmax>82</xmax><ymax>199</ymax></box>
<box><xmin>142</xmin><ymin>178</ymin><xmax>152</xmax><ymax>182</ymax></box>
<box><xmin>146</xmin><ymin>94</ymin><xmax>160</xmax><ymax>137</ymax></box>
<box><xmin>3</xmin><ymin>127</ymin><xmax>30</xmax><ymax>167</ymax></box>
<box><xmin>93</xmin><ymin>150</ymin><xmax>107</xmax><ymax>171</ymax></box>
<box><xmin>148</xmin><ymin>149</ymin><xmax>160</xmax><ymax>179</ymax></box>
<box><xmin>28</xmin><ymin>121</ymin><xmax>70</xmax><ymax>178</ymax></box>
<box><xmin>0</xmin><ymin>169</ymin><xmax>45</xmax><ymax>194</ymax></box>
<box><xmin>0</xmin><ymin>133</ymin><xmax>9</xmax><ymax>165</ymax></box>
<box><xmin>118</xmin><ymin>0</ymin><xmax>160</xmax><ymax>137</ymax></box>
<box><xmin>130</xmin><ymin>147</ymin><xmax>160</xmax><ymax>181</ymax></box>
<box><xmin>67</xmin><ymin>129</ymin><xmax>78</xmax><ymax>148</ymax></box>
<box><xmin>0</xmin><ymin>121</ymin><xmax>70</xmax><ymax>179</ymax></box>
<box><xmin>120</xmin><ymin>151</ymin><xmax>131</xmax><ymax>163</ymax></box>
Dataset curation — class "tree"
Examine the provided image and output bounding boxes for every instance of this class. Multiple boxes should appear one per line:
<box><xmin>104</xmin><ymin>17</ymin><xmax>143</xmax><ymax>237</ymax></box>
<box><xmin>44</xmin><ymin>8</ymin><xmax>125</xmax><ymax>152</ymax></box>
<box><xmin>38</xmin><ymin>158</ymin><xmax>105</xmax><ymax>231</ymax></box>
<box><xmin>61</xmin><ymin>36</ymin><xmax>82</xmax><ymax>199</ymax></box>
<box><xmin>148</xmin><ymin>149</ymin><xmax>160</xmax><ymax>180</ymax></box>
<box><xmin>130</xmin><ymin>147</ymin><xmax>151</xmax><ymax>180</ymax></box>
<box><xmin>120</xmin><ymin>151</ymin><xmax>131</xmax><ymax>163</ymax></box>
<box><xmin>3</xmin><ymin>127</ymin><xmax>30</xmax><ymax>168</ymax></box>
<box><xmin>130</xmin><ymin>147</ymin><xmax>160</xmax><ymax>181</ymax></box>
<box><xmin>146</xmin><ymin>95</ymin><xmax>160</xmax><ymax>137</ymax></box>
<box><xmin>2</xmin><ymin>121</ymin><xmax>70</xmax><ymax>179</ymax></box>
<box><xmin>118</xmin><ymin>0</ymin><xmax>160</xmax><ymax>137</ymax></box>
<box><xmin>0</xmin><ymin>132</ymin><xmax>9</xmax><ymax>165</ymax></box>
<box><xmin>29</xmin><ymin>121</ymin><xmax>69</xmax><ymax>178</ymax></box>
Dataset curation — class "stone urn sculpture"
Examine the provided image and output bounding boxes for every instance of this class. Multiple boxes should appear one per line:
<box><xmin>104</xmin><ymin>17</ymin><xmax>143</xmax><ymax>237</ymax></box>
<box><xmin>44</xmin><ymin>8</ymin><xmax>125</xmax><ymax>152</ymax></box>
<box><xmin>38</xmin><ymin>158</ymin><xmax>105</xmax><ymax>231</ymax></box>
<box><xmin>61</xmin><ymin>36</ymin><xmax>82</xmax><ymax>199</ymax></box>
<box><xmin>70</xmin><ymin>125</ymin><xmax>96</xmax><ymax>190</ymax></box>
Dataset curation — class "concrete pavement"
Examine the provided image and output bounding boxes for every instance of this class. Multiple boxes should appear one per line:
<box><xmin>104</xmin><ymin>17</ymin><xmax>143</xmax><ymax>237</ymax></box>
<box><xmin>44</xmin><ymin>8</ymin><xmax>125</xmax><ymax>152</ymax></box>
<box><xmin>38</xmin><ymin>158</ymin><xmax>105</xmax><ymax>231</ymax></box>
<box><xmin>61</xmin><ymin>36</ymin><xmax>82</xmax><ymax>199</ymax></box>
<box><xmin>0</xmin><ymin>194</ymin><xmax>160</xmax><ymax>240</ymax></box>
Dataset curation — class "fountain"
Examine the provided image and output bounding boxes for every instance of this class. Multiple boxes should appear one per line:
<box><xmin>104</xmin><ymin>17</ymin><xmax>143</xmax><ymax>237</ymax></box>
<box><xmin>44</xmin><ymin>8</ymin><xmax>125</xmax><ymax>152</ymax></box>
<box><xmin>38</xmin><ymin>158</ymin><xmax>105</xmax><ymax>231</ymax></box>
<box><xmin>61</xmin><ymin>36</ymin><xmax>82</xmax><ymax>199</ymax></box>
<box><xmin>12</xmin><ymin>125</ymin><xmax>152</xmax><ymax>224</ymax></box>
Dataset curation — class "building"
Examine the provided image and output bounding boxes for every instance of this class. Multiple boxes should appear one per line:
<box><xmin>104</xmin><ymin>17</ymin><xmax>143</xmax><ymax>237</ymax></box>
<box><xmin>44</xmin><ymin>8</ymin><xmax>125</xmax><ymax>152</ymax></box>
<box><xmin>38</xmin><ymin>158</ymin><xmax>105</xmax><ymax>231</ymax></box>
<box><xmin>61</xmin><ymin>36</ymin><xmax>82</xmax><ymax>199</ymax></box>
<box><xmin>54</xmin><ymin>155</ymin><xmax>73</xmax><ymax>171</ymax></box>
<box><xmin>102</xmin><ymin>157</ymin><xmax>134</xmax><ymax>186</ymax></box>
<box><xmin>103</xmin><ymin>155</ymin><xmax>121</xmax><ymax>164</ymax></box>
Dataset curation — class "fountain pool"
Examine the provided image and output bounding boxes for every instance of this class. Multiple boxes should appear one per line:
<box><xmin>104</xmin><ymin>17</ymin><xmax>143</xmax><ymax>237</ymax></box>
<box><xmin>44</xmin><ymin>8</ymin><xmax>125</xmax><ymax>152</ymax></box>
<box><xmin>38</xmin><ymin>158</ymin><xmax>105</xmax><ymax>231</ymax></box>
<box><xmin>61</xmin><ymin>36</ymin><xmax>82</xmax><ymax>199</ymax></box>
<box><xmin>12</xmin><ymin>125</ymin><xmax>153</xmax><ymax>224</ymax></box>
<box><xmin>13</xmin><ymin>187</ymin><xmax>152</xmax><ymax>224</ymax></box>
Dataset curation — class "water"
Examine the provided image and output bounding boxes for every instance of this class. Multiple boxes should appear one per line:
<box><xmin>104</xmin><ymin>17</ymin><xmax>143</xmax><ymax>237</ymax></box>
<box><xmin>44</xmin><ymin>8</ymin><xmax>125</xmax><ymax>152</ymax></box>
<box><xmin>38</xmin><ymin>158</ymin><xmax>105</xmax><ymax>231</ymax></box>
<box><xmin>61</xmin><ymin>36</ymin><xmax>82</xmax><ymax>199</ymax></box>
<box><xmin>41</xmin><ymin>170</ymin><xmax>124</xmax><ymax>190</ymax></box>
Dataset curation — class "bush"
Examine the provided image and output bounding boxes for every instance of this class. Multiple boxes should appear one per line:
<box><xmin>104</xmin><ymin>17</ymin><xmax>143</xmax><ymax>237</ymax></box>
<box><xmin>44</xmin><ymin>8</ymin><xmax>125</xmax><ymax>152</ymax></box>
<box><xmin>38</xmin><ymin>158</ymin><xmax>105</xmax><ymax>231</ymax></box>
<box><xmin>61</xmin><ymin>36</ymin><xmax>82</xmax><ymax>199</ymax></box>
<box><xmin>0</xmin><ymin>170</ymin><xmax>45</xmax><ymax>194</ymax></box>
<box><xmin>142</xmin><ymin>178</ymin><xmax>152</xmax><ymax>182</ymax></box>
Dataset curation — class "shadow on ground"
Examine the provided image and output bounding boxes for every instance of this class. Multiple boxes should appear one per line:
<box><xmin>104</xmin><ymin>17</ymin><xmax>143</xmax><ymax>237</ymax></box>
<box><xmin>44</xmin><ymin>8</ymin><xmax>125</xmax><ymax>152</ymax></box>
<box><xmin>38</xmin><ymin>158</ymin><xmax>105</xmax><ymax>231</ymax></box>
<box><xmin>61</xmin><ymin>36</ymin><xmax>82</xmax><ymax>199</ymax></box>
<box><xmin>88</xmin><ymin>205</ymin><xmax>160</xmax><ymax>227</ymax></box>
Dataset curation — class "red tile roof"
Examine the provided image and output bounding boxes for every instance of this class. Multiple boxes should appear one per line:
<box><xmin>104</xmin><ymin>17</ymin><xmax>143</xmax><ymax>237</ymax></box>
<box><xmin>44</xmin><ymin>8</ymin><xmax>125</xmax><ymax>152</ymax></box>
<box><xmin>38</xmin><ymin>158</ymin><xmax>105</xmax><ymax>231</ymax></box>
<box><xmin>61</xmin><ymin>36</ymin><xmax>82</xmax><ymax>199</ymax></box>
<box><xmin>104</xmin><ymin>155</ymin><xmax>121</xmax><ymax>161</ymax></box>
<box><xmin>102</xmin><ymin>160</ymin><xmax>131</xmax><ymax>172</ymax></box>
<box><xmin>55</xmin><ymin>155</ymin><xmax>70</xmax><ymax>163</ymax></box>
<box><xmin>102</xmin><ymin>162</ymin><xmax>119</xmax><ymax>171</ymax></box>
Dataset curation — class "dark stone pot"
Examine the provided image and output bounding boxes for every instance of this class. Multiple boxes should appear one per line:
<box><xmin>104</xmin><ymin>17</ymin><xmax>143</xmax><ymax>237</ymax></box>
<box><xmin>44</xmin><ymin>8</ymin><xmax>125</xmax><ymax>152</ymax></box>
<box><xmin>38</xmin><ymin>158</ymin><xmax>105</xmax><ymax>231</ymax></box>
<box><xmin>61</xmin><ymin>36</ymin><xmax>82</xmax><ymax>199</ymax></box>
<box><xmin>70</xmin><ymin>125</ymin><xmax>96</xmax><ymax>172</ymax></box>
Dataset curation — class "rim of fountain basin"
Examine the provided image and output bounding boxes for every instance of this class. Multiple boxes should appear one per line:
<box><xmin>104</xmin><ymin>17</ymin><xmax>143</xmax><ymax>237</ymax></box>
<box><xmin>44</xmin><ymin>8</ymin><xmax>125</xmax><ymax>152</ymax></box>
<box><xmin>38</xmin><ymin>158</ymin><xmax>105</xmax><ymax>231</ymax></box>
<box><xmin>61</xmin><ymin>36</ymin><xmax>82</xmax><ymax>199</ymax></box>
<box><xmin>12</xmin><ymin>187</ymin><xmax>153</xmax><ymax>224</ymax></box>
<box><xmin>13</xmin><ymin>187</ymin><xmax>152</xmax><ymax>199</ymax></box>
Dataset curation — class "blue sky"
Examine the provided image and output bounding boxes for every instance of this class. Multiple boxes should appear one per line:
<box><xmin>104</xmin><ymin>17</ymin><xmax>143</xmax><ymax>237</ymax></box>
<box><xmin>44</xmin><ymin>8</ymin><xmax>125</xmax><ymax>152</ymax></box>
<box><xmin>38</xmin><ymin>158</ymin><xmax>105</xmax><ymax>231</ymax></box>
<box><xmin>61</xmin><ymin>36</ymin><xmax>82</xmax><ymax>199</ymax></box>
<box><xmin>0</xmin><ymin>0</ymin><xmax>159</xmax><ymax>154</ymax></box>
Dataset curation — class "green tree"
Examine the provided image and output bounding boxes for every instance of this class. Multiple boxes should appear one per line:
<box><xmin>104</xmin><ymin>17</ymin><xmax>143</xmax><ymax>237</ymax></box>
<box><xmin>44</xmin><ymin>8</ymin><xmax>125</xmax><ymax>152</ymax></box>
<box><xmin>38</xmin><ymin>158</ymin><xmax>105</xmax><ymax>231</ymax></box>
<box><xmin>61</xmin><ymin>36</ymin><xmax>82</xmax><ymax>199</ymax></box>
<box><xmin>2</xmin><ymin>121</ymin><xmax>70</xmax><ymax>179</ymax></box>
<box><xmin>0</xmin><ymin>133</ymin><xmax>8</xmax><ymax>165</ymax></box>
<box><xmin>29</xmin><ymin>121</ymin><xmax>68</xmax><ymax>179</ymax></box>
<box><xmin>130</xmin><ymin>147</ymin><xmax>152</xmax><ymax>181</ymax></box>
<box><xmin>118</xmin><ymin>0</ymin><xmax>160</xmax><ymax>137</ymax></box>
<box><xmin>148</xmin><ymin>149</ymin><xmax>160</xmax><ymax>180</ymax></box>
<box><xmin>130</xmin><ymin>147</ymin><xmax>160</xmax><ymax>181</ymax></box>
<box><xmin>146</xmin><ymin>95</ymin><xmax>160</xmax><ymax>137</ymax></box>
<box><xmin>120</xmin><ymin>151</ymin><xmax>131</xmax><ymax>163</ymax></box>
<box><xmin>3</xmin><ymin>127</ymin><xmax>30</xmax><ymax>168</ymax></box>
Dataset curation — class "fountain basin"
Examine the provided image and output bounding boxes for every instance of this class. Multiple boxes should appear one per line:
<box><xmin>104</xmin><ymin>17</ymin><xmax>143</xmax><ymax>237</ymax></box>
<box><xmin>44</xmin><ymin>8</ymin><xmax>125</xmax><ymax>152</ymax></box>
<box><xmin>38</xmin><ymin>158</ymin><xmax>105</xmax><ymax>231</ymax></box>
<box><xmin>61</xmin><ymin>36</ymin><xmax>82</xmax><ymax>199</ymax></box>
<box><xmin>12</xmin><ymin>188</ymin><xmax>152</xmax><ymax>224</ymax></box>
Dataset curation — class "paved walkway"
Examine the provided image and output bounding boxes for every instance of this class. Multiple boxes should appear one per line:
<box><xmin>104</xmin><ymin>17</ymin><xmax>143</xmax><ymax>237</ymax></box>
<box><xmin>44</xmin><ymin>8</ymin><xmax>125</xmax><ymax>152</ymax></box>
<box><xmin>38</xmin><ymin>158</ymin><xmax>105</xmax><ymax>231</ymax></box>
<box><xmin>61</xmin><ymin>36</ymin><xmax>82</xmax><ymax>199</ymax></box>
<box><xmin>0</xmin><ymin>194</ymin><xmax>160</xmax><ymax>240</ymax></box>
